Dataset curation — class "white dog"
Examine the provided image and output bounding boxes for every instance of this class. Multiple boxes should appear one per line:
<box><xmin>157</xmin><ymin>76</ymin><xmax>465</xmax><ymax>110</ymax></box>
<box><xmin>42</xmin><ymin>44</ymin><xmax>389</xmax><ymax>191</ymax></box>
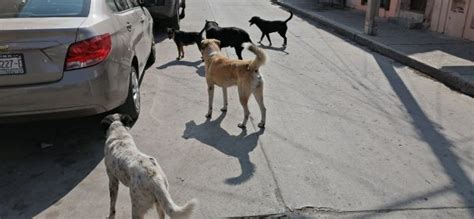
<box><xmin>102</xmin><ymin>114</ymin><xmax>197</xmax><ymax>219</ymax></box>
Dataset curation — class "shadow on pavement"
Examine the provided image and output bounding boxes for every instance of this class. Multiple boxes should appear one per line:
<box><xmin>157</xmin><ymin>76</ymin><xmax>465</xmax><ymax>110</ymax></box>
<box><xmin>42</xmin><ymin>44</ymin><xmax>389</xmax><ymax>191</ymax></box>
<box><xmin>157</xmin><ymin>59</ymin><xmax>204</xmax><ymax>77</ymax></box>
<box><xmin>354</xmin><ymin>56</ymin><xmax>474</xmax><ymax>217</ymax></box>
<box><xmin>0</xmin><ymin>116</ymin><xmax>105</xmax><ymax>219</ymax></box>
<box><xmin>258</xmin><ymin>44</ymin><xmax>290</xmax><ymax>55</ymax></box>
<box><xmin>154</xmin><ymin>31</ymin><xmax>168</xmax><ymax>44</ymax></box>
<box><xmin>182</xmin><ymin>112</ymin><xmax>264</xmax><ymax>185</ymax></box>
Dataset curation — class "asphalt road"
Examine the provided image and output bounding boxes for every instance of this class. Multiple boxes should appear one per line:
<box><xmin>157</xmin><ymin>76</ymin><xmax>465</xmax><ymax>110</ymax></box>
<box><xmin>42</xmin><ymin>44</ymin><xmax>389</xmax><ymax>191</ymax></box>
<box><xmin>1</xmin><ymin>0</ymin><xmax>473</xmax><ymax>218</ymax></box>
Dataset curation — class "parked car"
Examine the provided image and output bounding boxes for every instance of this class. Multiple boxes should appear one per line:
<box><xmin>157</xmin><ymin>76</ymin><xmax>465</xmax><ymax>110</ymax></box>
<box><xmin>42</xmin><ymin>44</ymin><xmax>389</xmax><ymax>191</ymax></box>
<box><xmin>143</xmin><ymin>0</ymin><xmax>184</xmax><ymax>29</ymax></box>
<box><xmin>0</xmin><ymin>0</ymin><xmax>156</xmax><ymax>121</ymax></box>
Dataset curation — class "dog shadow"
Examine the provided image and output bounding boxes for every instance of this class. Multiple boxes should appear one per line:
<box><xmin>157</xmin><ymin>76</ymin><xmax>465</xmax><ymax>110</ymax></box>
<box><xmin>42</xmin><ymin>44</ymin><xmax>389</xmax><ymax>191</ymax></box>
<box><xmin>182</xmin><ymin>112</ymin><xmax>264</xmax><ymax>185</ymax></box>
<box><xmin>156</xmin><ymin>60</ymin><xmax>205</xmax><ymax>77</ymax></box>
<box><xmin>0</xmin><ymin>116</ymin><xmax>104</xmax><ymax>218</ymax></box>
<box><xmin>258</xmin><ymin>44</ymin><xmax>289</xmax><ymax>55</ymax></box>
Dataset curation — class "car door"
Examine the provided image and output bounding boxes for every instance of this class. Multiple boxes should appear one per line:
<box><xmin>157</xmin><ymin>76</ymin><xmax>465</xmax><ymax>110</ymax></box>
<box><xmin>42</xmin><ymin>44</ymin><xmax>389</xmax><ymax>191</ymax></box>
<box><xmin>129</xmin><ymin>1</ymin><xmax>152</xmax><ymax>73</ymax></box>
<box><xmin>112</xmin><ymin>0</ymin><xmax>141</xmax><ymax>69</ymax></box>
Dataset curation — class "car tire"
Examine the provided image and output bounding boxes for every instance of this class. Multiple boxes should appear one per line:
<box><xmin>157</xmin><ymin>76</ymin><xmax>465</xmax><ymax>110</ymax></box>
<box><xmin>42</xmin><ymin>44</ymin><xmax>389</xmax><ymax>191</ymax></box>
<box><xmin>119</xmin><ymin>67</ymin><xmax>140</xmax><ymax>120</ymax></box>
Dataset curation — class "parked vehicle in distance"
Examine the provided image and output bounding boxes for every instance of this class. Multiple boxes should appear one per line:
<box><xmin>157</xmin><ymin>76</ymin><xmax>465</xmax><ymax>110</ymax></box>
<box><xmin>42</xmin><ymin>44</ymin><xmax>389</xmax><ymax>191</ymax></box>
<box><xmin>0</xmin><ymin>0</ymin><xmax>156</xmax><ymax>121</ymax></box>
<box><xmin>143</xmin><ymin>0</ymin><xmax>184</xmax><ymax>29</ymax></box>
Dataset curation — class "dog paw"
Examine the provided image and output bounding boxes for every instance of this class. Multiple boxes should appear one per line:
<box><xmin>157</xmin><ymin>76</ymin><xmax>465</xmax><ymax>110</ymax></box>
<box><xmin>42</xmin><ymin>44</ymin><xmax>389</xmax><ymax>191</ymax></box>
<box><xmin>238</xmin><ymin>123</ymin><xmax>247</xmax><ymax>129</ymax></box>
<box><xmin>220</xmin><ymin>107</ymin><xmax>227</xmax><ymax>112</ymax></box>
<box><xmin>205</xmin><ymin>113</ymin><xmax>212</xmax><ymax>118</ymax></box>
<box><xmin>176</xmin><ymin>57</ymin><xmax>181</xmax><ymax>60</ymax></box>
<box><xmin>258</xmin><ymin>122</ymin><xmax>265</xmax><ymax>129</ymax></box>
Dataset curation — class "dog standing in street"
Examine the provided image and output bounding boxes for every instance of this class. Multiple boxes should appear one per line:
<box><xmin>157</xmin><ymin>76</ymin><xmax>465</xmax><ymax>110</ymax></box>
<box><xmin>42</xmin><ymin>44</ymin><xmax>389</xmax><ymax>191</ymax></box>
<box><xmin>102</xmin><ymin>114</ymin><xmax>197</xmax><ymax>219</ymax></box>
<box><xmin>200</xmin><ymin>20</ymin><xmax>252</xmax><ymax>60</ymax></box>
<box><xmin>249</xmin><ymin>11</ymin><xmax>293</xmax><ymax>47</ymax></box>
<box><xmin>201</xmin><ymin>39</ymin><xmax>267</xmax><ymax>129</ymax></box>
<box><xmin>167</xmin><ymin>28</ymin><xmax>204</xmax><ymax>60</ymax></box>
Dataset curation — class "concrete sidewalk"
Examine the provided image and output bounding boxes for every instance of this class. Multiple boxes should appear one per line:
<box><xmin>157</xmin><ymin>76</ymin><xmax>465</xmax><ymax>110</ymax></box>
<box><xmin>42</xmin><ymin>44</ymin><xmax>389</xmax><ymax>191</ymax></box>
<box><xmin>275</xmin><ymin>0</ymin><xmax>474</xmax><ymax>97</ymax></box>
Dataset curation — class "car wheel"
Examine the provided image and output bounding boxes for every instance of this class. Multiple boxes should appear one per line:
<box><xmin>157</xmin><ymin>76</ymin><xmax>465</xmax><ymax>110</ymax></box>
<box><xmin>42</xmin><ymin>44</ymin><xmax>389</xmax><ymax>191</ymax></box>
<box><xmin>120</xmin><ymin>67</ymin><xmax>140</xmax><ymax>120</ymax></box>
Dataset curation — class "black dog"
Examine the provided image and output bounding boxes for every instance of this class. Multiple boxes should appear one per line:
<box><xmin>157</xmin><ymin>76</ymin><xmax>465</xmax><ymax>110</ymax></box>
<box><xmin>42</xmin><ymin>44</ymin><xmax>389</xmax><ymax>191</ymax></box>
<box><xmin>200</xmin><ymin>20</ymin><xmax>252</xmax><ymax>60</ymax></box>
<box><xmin>167</xmin><ymin>28</ymin><xmax>204</xmax><ymax>60</ymax></box>
<box><xmin>249</xmin><ymin>11</ymin><xmax>293</xmax><ymax>47</ymax></box>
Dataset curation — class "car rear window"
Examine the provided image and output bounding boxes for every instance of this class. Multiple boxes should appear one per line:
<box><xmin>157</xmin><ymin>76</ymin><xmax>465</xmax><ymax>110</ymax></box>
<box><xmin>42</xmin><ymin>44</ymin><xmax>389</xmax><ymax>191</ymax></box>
<box><xmin>0</xmin><ymin>0</ymin><xmax>90</xmax><ymax>18</ymax></box>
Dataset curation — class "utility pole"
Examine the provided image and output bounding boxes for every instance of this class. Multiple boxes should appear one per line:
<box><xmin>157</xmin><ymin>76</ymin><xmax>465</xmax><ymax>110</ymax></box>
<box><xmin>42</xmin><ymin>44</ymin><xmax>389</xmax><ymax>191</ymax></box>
<box><xmin>364</xmin><ymin>0</ymin><xmax>379</xmax><ymax>35</ymax></box>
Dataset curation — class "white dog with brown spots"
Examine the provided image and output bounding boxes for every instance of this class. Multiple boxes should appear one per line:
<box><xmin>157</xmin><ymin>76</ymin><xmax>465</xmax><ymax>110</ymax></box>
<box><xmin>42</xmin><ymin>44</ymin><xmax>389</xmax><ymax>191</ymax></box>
<box><xmin>102</xmin><ymin>114</ymin><xmax>197</xmax><ymax>219</ymax></box>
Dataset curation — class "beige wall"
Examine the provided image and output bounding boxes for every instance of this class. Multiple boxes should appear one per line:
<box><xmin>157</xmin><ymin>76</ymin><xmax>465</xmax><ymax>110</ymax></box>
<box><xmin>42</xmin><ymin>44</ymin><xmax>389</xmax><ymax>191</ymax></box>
<box><xmin>430</xmin><ymin>0</ymin><xmax>474</xmax><ymax>40</ymax></box>
<box><xmin>463</xmin><ymin>0</ymin><xmax>474</xmax><ymax>40</ymax></box>
<box><xmin>345</xmin><ymin>0</ymin><xmax>474</xmax><ymax>40</ymax></box>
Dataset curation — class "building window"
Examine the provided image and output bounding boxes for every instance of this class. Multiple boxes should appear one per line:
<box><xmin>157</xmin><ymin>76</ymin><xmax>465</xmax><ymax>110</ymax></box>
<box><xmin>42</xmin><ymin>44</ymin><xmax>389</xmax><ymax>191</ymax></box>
<box><xmin>410</xmin><ymin>0</ymin><xmax>427</xmax><ymax>12</ymax></box>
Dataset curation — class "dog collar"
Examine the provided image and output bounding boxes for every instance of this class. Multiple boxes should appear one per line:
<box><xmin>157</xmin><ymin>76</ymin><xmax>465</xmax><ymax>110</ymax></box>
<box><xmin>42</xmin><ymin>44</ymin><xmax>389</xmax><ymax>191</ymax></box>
<box><xmin>208</xmin><ymin>51</ymin><xmax>219</xmax><ymax>57</ymax></box>
<box><xmin>110</xmin><ymin>121</ymin><xmax>123</xmax><ymax>129</ymax></box>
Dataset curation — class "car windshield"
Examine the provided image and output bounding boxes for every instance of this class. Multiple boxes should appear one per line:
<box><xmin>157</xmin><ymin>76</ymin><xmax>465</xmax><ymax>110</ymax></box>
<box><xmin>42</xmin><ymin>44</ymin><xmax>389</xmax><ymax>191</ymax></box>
<box><xmin>0</xmin><ymin>0</ymin><xmax>90</xmax><ymax>18</ymax></box>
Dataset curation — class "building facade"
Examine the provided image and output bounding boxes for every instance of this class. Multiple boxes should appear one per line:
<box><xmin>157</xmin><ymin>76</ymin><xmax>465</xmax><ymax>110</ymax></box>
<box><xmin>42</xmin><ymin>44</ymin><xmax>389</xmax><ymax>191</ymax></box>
<box><xmin>345</xmin><ymin>0</ymin><xmax>474</xmax><ymax>41</ymax></box>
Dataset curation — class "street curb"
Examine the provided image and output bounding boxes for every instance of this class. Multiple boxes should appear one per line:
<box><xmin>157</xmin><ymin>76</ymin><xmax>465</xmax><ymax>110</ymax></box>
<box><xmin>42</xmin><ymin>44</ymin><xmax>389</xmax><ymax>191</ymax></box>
<box><xmin>274</xmin><ymin>0</ymin><xmax>474</xmax><ymax>97</ymax></box>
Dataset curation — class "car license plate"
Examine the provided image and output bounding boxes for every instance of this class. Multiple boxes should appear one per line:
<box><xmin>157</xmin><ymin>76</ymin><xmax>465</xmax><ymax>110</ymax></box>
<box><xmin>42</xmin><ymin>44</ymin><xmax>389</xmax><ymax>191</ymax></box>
<box><xmin>0</xmin><ymin>54</ymin><xmax>25</xmax><ymax>75</ymax></box>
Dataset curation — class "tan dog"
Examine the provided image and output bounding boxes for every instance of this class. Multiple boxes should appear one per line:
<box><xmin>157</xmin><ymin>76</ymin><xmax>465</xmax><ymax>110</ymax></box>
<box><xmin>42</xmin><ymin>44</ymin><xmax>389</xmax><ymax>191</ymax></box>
<box><xmin>201</xmin><ymin>39</ymin><xmax>267</xmax><ymax>128</ymax></box>
<box><xmin>101</xmin><ymin>114</ymin><xmax>197</xmax><ymax>219</ymax></box>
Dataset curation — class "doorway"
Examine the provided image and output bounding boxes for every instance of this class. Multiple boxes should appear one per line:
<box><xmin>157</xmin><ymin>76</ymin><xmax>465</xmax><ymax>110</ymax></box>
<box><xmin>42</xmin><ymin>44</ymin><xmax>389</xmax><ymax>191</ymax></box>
<box><xmin>410</xmin><ymin>0</ymin><xmax>427</xmax><ymax>12</ymax></box>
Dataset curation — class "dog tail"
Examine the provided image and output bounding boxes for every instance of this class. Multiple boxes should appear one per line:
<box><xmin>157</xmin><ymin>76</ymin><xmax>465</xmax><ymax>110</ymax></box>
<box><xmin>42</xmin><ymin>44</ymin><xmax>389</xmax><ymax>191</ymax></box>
<box><xmin>153</xmin><ymin>181</ymin><xmax>198</xmax><ymax>219</ymax></box>
<box><xmin>285</xmin><ymin>11</ymin><xmax>293</xmax><ymax>23</ymax></box>
<box><xmin>243</xmin><ymin>43</ymin><xmax>266</xmax><ymax>71</ymax></box>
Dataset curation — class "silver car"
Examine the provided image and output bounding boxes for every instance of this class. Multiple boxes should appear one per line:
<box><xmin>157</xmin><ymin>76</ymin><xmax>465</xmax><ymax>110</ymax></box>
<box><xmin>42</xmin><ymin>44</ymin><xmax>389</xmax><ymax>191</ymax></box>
<box><xmin>0</xmin><ymin>0</ymin><xmax>155</xmax><ymax>120</ymax></box>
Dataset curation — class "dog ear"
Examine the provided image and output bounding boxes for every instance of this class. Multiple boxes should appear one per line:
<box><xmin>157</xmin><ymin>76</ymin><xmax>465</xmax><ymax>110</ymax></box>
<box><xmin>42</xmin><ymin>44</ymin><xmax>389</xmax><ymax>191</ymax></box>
<box><xmin>120</xmin><ymin>114</ymin><xmax>134</xmax><ymax>128</ymax></box>
<box><xmin>212</xmin><ymin>39</ymin><xmax>221</xmax><ymax>46</ymax></box>
<box><xmin>100</xmin><ymin>115</ymin><xmax>114</xmax><ymax>131</ymax></box>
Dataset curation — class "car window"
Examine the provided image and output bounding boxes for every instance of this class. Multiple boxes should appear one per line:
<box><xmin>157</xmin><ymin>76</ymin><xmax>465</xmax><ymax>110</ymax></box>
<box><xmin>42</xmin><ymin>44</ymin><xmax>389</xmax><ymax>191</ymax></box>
<box><xmin>114</xmin><ymin>0</ymin><xmax>131</xmax><ymax>11</ymax></box>
<box><xmin>0</xmin><ymin>0</ymin><xmax>90</xmax><ymax>18</ymax></box>
<box><xmin>129</xmin><ymin>0</ymin><xmax>140</xmax><ymax>8</ymax></box>
<box><xmin>106</xmin><ymin>0</ymin><xmax>119</xmax><ymax>12</ymax></box>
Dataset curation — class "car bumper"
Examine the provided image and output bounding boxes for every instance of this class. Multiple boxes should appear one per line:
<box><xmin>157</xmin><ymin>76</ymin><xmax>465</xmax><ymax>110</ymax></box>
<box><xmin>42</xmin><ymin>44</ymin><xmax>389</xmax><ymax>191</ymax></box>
<box><xmin>0</xmin><ymin>60</ymin><xmax>130</xmax><ymax>120</ymax></box>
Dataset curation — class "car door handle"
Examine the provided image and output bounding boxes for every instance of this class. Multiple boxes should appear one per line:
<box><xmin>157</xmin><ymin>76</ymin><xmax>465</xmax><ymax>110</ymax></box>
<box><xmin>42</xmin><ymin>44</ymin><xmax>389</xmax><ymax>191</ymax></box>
<box><xmin>126</xmin><ymin>22</ymin><xmax>133</xmax><ymax>32</ymax></box>
<box><xmin>140</xmin><ymin>19</ymin><xmax>145</xmax><ymax>24</ymax></box>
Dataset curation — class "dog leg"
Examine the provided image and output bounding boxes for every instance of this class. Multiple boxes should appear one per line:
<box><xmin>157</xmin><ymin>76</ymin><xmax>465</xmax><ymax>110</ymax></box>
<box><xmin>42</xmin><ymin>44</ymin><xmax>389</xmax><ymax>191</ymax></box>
<box><xmin>278</xmin><ymin>29</ymin><xmax>288</xmax><ymax>46</ymax></box>
<box><xmin>131</xmin><ymin>190</ymin><xmax>146</xmax><ymax>219</ymax></box>
<box><xmin>107</xmin><ymin>173</ymin><xmax>119</xmax><ymax>219</ymax></box>
<box><xmin>206</xmin><ymin>83</ymin><xmax>214</xmax><ymax>118</ymax></box>
<box><xmin>221</xmin><ymin>87</ymin><xmax>228</xmax><ymax>112</ymax></box>
<box><xmin>235</xmin><ymin>46</ymin><xmax>244</xmax><ymax>60</ymax></box>
<box><xmin>176</xmin><ymin>44</ymin><xmax>181</xmax><ymax>60</ymax></box>
<box><xmin>155</xmin><ymin>203</ymin><xmax>165</xmax><ymax>219</ymax></box>
<box><xmin>258</xmin><ymin>33</ymin><xmax>265</xmax><ymax>44</ymax></box>
<box><xmin>181</xmin><ymin>45</ymin><xmax>185</xmax><ymax>59</ymax></box>
<box><xmin>253</xmin><ymin>84</ymin><xmax>266</xmax><ymax>128</ymax></box>
<box><xmin>197</xmin><ymin>43</ymin><xmax>204</xmax><ymax>61</ymax></box>
<box><xmin>265</xmin><ymin>34</ymin><xmax>272</xmax><ymax>46</ymax></box>
<box><xmin>238</xmin><ymin>88</ymin><xmax>251</xmax><ymax>129</ymax></box>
